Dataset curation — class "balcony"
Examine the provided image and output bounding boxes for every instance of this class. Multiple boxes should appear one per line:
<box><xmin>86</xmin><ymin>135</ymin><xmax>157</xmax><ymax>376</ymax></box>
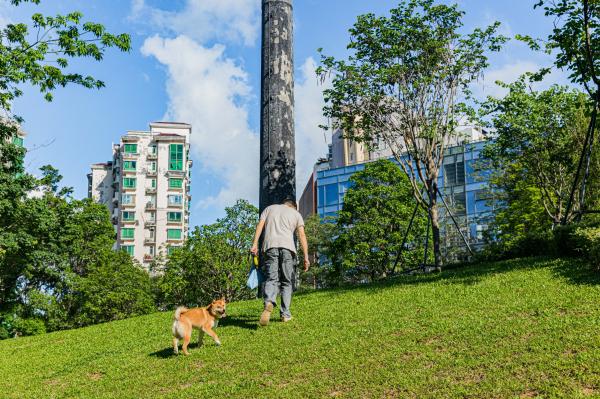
<box><xmin>144</xmin><ymin>237</ymin><xmax>156</xmax><ymax>245</ymax></box>
<box><xmin>145</xmin><ymin>202</ymin><xmax>156</xmax><ymax>211</ymax></box>
<box><xmin>147</xmin><ymin>152</ymin><xmax>158</xmax><ymax>160</ymax></box>
<box><xmin>122</xmin><ymin>219</ymin><xmax>138</xmax><ymax>226</ymax></box>
<box><xmin>145</xmin><ymin>169</ymin><xmax>157</xmax><ymax>177</ymax></box>
<box><xmin>145</xmin><ymin>220</ymin><xmax>156</xmax><ymax>228</ymax></box>
<box><xmin>145</xmin><ymin>187</ymin><xmax>157</xmax><ymax>195</ymax></box>
<box><xmin>121</xmin><ymin>201</ymin><xmax>136</xmax><ymax>208</ymax></box>
<box><xmin>143</xmin><ymin>254</ymin><xmax>154</xmax><ymax>262</ymax></box>
<box><xmin>122</xmin><ymin>152</ymin><xmax>139</xmax><ymax>159</ymax></box>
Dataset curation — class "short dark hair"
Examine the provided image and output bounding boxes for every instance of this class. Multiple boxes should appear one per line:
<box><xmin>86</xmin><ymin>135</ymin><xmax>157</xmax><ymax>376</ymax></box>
<box><xmin>282</xmin><ymin>197</ymin><xmax>297</xmax><ymax>209</ymax></box>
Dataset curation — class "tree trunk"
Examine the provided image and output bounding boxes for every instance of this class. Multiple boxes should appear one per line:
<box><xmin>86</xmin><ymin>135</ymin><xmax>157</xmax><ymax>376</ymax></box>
<box><xmin>429</xmin><ymin>190</ymin><xmax>443</xmax><ymax>272</ymax></box>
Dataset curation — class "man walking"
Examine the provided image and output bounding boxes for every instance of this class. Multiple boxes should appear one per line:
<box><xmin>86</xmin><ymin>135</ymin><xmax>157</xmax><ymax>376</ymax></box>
<box><xmin>250</xmin><ymin>197</ymin><xmax>310</xmax><ymax>325</ymax></box>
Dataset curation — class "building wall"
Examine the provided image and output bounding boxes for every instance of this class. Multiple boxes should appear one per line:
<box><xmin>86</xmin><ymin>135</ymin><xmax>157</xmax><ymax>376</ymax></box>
<box><xmin>315</xmin><ymin>140</ymin><xmax>495</xmax><ymax>251</ymax></box>
<box><xmin>299</xmin><ymin>172</ymin><xmax>316</xmax><ymax>220</ymax></box>
<box><xmin>89</xmin><ymin>122</ymin><xmax>192</xmax><ymax>269</ymax></box>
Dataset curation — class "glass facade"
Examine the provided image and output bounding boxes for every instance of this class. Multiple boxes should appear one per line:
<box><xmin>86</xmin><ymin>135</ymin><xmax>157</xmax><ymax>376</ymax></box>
<box><xmin>315</xmin><ymin>141</ymin><xmax>494</xmax><ymax>250</ymax></box>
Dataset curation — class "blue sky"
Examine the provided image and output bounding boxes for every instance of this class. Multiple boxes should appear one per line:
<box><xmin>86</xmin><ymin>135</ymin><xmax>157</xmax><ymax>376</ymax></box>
<box><xmin>5</xmin><ymin>0</ymin><xmax>569</xmax><ymax>227</ymax></box>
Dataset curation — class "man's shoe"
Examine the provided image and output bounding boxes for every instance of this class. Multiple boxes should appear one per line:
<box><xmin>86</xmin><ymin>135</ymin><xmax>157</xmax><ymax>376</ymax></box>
<box><xmin>280</xmin><ymin>316</ymin><xmax>293</xmax><ymax>323</ymax></box>
<box><xmin>259</xmin><ymin>302</ymin><xmax>273</xmax><ymax>326</ymax></box>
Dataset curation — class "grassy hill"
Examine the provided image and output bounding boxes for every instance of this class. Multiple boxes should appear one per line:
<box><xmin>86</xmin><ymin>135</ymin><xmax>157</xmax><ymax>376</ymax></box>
<box><xmin>2</xmin><ymin>257</ymin><xmax>600</xmax><ymax>398</ymax></box>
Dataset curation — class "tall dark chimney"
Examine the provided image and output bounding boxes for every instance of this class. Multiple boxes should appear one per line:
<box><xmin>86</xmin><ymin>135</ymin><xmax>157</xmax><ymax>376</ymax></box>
<box><xmin>259</xmin><ymin>0</ymin><xmax>295</xmax><ymax>213</ymax></box>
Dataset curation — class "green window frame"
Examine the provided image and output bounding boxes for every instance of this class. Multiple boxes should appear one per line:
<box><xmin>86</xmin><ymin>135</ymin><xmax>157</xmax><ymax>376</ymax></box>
<box><xmin>121</xmin><ymin>228</ymin><xmax>135</xmax><ymax>239</ymax></box>
<box><xmin>151</xmin><ymin>179</ymin><xmax>156</xmax><ymax>189</ymax></box>
<box><xmin>122</xmin><ymin>245</ymin><xmax>134</xmax><ymax>256</ymax></box>
<box><xmin>169</xmin><ymin>178</ymin><xmax>183</xmax><ymax>189</ymax></box>
<box><xmin>149</xmin><ymin>161</ymin><xmax>157</xmax><ymax>172</ymax></box>
<box><xmin>167</xmin><ymin>229</ymin><xmax>182</xmax><ymax>240</ymax></box>
<box><xmin>168</xmin><ymin>212</ymin><xmax>182</xmax><ymax>222</ymax></box>
<box><xmin>124</xmin><ymin>144</ymin><xmax>138</xmax><ymax>154</ymax></box>
<box><xmin>123</xmin><ymin>177</ymin><xmax>136</xmax><ymax>188</ymax></box>
<box><xmin>12</xmin><ymin>136</ymin><xmax>24</xmax><ymax>147</ymax></box>
<box><xmin>169</xmin><ymin>144</ymin><xmax>184</xmax><ymax>171</ymax></box>
<box><xmin>123</xmin><ymin>161</ymin><xmax>137</xmax><ymax>171</ymax></box>
<box><xmin>122</xmin><ymin>211</ymin><xmax>135</xmax><ymax>221</ymax></box>
<box><xmin>149</xmin><ymin>145</ymin><xmax>157</xmax><ymax>155</ymax></box>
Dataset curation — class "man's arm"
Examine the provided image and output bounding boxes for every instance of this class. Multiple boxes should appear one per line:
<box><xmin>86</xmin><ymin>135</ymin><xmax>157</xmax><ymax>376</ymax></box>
<box><xmin>250</xmin><ymin>219</ymin><xmax>265</xmax><ymax>255</ymax></box>
<box><xmin>297</xmin><ymin>226</ymin><xmax>310</xmax><ymax>272</ymax></box>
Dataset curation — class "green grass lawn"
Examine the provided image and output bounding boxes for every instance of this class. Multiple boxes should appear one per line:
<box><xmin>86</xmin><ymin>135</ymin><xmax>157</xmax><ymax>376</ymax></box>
<box><xmin>2</xmin><ymin>257</ymin><xmax>600</xmax><ymax>398</ymax></box>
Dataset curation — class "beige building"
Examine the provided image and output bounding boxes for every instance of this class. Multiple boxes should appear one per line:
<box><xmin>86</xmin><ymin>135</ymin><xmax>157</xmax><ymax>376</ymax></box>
<box><xmin>88</xmin><ymin>122</ymin><xmax>192</xmax><ymax>268</ymax></box>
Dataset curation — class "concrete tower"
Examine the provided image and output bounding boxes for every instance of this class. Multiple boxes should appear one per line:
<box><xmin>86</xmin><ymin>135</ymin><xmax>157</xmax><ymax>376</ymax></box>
<box><xmin>259</xmin><ymin>0</ymin><xmax>295</xmax><ymax>213</ymax></box>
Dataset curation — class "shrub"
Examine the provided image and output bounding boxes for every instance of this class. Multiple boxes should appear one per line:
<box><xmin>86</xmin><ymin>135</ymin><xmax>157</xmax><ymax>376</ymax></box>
<box><xmin>12</xmin><ymin>317</ymin><xmax>46</xmax><ymax>337</ymax></box>
<box><xmin>572</xmin><ymin>227</ymin><xmax>600</xmax><ymax>269</ymax></box>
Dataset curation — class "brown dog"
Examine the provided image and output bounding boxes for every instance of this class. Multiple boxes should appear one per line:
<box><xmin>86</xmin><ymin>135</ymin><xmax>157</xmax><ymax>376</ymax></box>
<box><xmin>172</xmin><ymin>298</ymin><xmax>227</xmax><ymax>355</ymax></box>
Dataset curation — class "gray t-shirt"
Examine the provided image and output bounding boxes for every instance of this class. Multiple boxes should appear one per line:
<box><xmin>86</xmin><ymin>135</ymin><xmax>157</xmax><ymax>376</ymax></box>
<box><xmin>260</xmin><ymin>204</ymin><xmax>305</xmax><ymax>254</ymax></box>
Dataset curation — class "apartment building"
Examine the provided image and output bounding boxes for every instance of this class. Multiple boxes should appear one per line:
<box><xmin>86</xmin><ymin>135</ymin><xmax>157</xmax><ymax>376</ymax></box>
<box><xmin>88</xmin><ymin>122</ymin><xmax>192</xmax><ymax>268</ymax></box>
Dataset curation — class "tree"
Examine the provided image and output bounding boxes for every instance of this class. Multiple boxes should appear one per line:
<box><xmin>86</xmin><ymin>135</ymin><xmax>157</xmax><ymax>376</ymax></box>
<box><xmin>0</xmin><ymin>0</ymin><xmax>130</xmax><ymax>116</ymax></box>
<box><xmin>159</xmin><ymin>200</ymin><xmax>258</xmax><ymax>308</ymax></box>
<box><xmin>525</xmin><ymin>0</ymin><xmax>600</xmax><ymax>221</ymax></box>
<box><xmin>74</xmin><ymin>251</ymin><xmax>155</xmax><ymax>326</ymax></box>
<box><xmin>297</xmin><ymin>214</ymin><xmax>337</xmax><ymax>288</ymax></box>
<box><xmin>479</xmin><ymin>78</ymin><xmax>595</xmax><ymax>227</ymax></box>
<box><xmin>333</xmin><ymin>160</ymin><xmax>427</xmax><ymax>282</ymax></box>
<box><xmin>318</xmin><ymin>0</ymin><xmax>506</xmax><ymax>269</ymax></box>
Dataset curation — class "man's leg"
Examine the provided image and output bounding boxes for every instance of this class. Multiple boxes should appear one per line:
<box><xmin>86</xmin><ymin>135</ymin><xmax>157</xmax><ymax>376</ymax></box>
<box><xmin>279</xmin><ymin>249</ymin><xmax>295</xmax><ymax>320</ymax></box>
<box><xmin>261</xmin><ymin>248</ymin><xmax>279</xmax><ymax>325</ymax></box>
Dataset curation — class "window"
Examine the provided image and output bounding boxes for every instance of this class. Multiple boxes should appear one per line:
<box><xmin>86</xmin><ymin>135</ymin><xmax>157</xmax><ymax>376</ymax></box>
<box><xmin>121</xmin><ymin>228</ymin><xmax>135</xmax><ymax>239</ymax></box>
<box><xmin>149</xmin><ymin>145</ymin><xmax>157</xmax><ymax>155</ymax></box>
<box><xmin>124</xmin><ymin>144</ymin><xmax>138</xmax><ymax>154</ymax></box>
<box><xmin>123</xmin><ymin>177</ymin><xmax>136</xmax><ymax>188</ymax></box>
<box><xmin>147</xmin><ymin>246</ymin><xmax>155</xmax><ymax>256</ymax></box>
<box><xmin>122</xmin><ymin>211</ymin><xmax>135</xmax><ymax>221</ymax></box>
<box><xmin>168</xmin><ymin>212</ymin><xmax>182</xmax><ymax>222</ymax></box>
<box><xmin>167</xmin><ymin>229</ymin><xmax>182</xmax><ymax>240</ymax></box>
<box><xmin>123</xmin><ymin>161</ymin><xmax>137</xmax><ymax>171</ymax></box>
<box><xmin>122</xmin><ymin>245</ymin><xmax>134</xmax><ymax>256</ymax></box>
<box><xmin>168</xmin><ymin>194</ymin><xmax>183</xmax><ymax>206</ymax></box>
<box><xmin>150</xmin><ymin>179</ymin><xmax>156</xmax><ymax>189</ymax></box>
<box><xmin>324</xmin><ymin>184</ymin><xmax>338</xmax><ymax>206</ymax></box>
<box><xmin>169</xmin><ymin>144</ymin><xmax>184</xmax><ymax>171</ymax></box>
<box><xmin>149</xmin><ymin>161</ymin><xmax>157</xmax><ymax>172</ymax></box>
<box><xmin>169</xmin><ymin>178</ymin><xmax>183</xmax><ymax>189</ymax></box>
<box><xmin>122</xmin><ymin>194</ymin><xmax>133</xmax><ymax>205</ymax></box>
<box><xmin>12</xmin><ymin>136</ymin><xmax>24</xmax><ymax>147</ymax></box>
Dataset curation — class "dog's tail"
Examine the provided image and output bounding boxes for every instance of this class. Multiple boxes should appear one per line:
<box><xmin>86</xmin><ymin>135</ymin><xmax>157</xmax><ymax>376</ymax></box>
<box><xmin>174</xmin><ymin>306</ymin><xmax>189</xmax><ymax>321</ymax></box>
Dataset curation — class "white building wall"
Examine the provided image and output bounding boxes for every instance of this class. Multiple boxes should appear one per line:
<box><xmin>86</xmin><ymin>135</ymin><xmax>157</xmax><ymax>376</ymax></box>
<box><xmin>89</xmin><ymin>122</ymin><xmax>191</xmax><ymax>269</ymax></box>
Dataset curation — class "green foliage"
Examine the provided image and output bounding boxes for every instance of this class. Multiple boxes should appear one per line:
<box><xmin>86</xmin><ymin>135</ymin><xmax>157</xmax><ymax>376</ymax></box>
<box><xmin>297</xmin><ymin>214</ymin><xmax>338</xmax><ymax>288</ymax></box>
<box><xmin>572</xmin><ymin>226</ymin><xmax>600</xmax><ymax>269</ymax></box>
<box><xmin>318</xmin><ymin>0</ymin><xmax>507</xmax><ymax>268</ymax></box>
<box><xmin>530</xmin><ymin>0</ymin><xmax>600</xmax><ymax>94</ymax></box>
<box><xmin>0</xmin><ymin>0</ymin><xmax>131</xmax><ymax>115</ymax></box>
<box><xmin>3</xmin><ymin>258</ymin><xmax>600</xmax><ymax>398</ymax></box>
<box><xmin>158</xmin><ymin>200</ymin><xmax>258</xmax><ymax>307</ymax></box>
<box><xmin>75</xmin><ymin>252</ymin><xmax>155</xmax><ymax>325</ymax></box>
<box><xmin>479</xmin><ymin>78</ymin><xmax>595</xmax><ymax>227</ymax></box>
<box><xmin>333</xmin><ymin>160</ymin><xmax>427</xmax><ymax>282</ymax></box>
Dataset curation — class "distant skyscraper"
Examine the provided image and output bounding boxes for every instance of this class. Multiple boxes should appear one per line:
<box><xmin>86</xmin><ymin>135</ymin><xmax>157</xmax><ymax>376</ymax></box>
<box><xmin>88</xmin><ymin>122</ymin><xmax>192</xmax><ymax>268</ymax></box>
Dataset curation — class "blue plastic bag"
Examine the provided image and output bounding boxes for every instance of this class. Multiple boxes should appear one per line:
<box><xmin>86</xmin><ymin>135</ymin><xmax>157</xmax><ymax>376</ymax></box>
<box><xmin>246</xmin><ymin>265</ymin><xmax>259</xmax><ymax>290</ymax></box>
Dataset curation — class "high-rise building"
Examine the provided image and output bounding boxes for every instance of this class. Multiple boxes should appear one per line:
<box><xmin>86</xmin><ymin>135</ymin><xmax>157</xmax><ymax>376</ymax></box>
<box><xmin>88</xmin><ymin>122</ymin><xmax>192</xmax><ymax>268</ymax></box>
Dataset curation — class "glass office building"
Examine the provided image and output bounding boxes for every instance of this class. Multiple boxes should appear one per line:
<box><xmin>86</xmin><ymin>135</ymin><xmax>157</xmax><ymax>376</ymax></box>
<box><xmin>315</xmin><ymin>140</ymin><xmax>496</xmax><ymax>253</ymax></box>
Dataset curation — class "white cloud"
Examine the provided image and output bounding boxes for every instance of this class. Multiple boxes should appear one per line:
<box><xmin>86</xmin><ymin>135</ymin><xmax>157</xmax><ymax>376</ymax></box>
<box><xmin>141</xmin><ymin>35</ymin><xmax>259</xmax><ymax>209</ymax></box>
<box><xmin>130</xmin><ymin>0</ymin><xmax>260</xmax><ymax>46</ymax></box>
<box><xmin>295</xmin><ymin>57</ymin><xmax>331</xmax><ymax>193</ymax></box>
<box><xmin>475</xmin><ymin>60</ymin><xmax>571</xmax><ymax>99</ymax></box>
